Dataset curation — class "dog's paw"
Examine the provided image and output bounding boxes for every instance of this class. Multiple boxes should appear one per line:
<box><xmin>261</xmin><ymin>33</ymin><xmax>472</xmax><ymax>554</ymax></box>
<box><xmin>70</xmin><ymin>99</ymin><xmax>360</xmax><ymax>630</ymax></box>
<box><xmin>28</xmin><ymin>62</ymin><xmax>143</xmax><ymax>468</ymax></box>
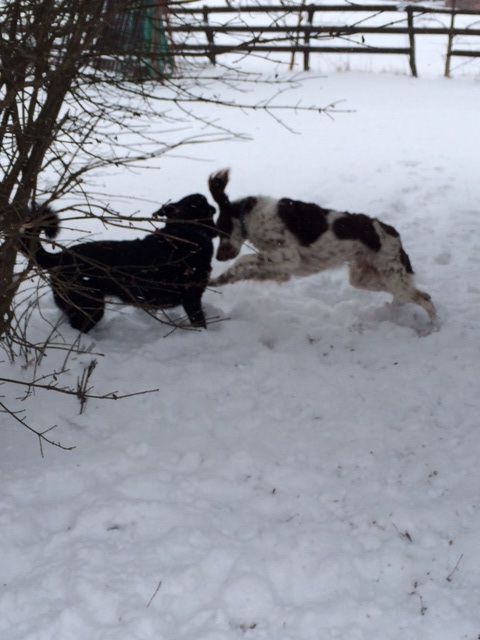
<box><xmin>189</xmin><ymin>319</ymin><xmax>207</xmax><ymax>329</ymax></box>
<box><xmin>416</xmin><ymin>315</ymin><xmax>442</xmax><ymax>337</ymax></box>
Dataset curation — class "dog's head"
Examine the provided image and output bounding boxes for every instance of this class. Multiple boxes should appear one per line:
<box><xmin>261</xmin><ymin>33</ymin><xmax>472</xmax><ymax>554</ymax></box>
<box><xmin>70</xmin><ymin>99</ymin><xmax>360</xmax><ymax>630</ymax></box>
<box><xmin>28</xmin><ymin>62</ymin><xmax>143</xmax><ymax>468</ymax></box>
<box><xmin>152</xmin><ymin>193</ymin><xmax>217</xmax><ymax>237</ymax></box>
<box><xmin>208</xmin><ymin>169</ymin><xmax>256</xmax><ymax>261</ymax></box>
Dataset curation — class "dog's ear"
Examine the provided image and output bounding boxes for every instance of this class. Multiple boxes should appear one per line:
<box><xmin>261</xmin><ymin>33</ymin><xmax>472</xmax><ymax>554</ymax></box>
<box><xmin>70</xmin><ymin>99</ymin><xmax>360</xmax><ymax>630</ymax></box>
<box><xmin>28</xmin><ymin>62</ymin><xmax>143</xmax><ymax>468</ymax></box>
<box><xmin>152</xmin><ymin>202</ymin><xmax>178</xmax><ymax>220</ymax></box>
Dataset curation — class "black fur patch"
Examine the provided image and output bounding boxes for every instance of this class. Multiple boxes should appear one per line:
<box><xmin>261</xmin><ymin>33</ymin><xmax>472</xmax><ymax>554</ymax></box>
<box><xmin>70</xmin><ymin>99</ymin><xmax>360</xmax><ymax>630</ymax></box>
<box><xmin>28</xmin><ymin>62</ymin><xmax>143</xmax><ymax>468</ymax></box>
<box><xmin>216</xmin><ymin>197</ymin><xmax>257</xmax><ymax>238</ymax></box>
<box><xmin>278</xmin><ymin>198</ymin><xmax>329</xmax><ymax>246</ymax></box>
<box><xmin>216</xmin><ymin>209</ymin><xmax>233</xmax><ymax>237</ymax></box>
<box><xmin>332</xmin><ymin>213</ymin><xmax>381</xmax><ymax>252</ymax></box>
<box><xmin>377</xmin><ymin>219</ymin><xmax>400</xmax><ymax>238</ymax></box>
<box><xmin>235</xmin><ymin>197</ymin><xmax>257</xmax><ymax>218</ymax></box>
<box><xmin>400</xmin><ymin>247</ymin><xmax>414</xmax><ymax>274</ymax></box>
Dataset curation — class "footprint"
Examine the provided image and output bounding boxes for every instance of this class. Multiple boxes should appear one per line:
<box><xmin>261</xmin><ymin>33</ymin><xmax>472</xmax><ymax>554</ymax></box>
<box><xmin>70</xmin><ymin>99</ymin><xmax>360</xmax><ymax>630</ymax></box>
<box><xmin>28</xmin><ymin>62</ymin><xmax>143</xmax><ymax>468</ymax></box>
<box><xmin>435</xmin><ymin>251</ymin><xmax>452</xmax><ymax>266</ymax></box>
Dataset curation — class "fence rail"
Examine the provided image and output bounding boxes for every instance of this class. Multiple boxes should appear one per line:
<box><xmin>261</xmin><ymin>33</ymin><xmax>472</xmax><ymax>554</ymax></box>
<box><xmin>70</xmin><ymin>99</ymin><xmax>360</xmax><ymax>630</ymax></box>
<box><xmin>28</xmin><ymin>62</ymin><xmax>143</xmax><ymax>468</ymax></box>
<box><xmin>169</xmin><ymin>3</ymin><xmax>480</xmax><ymax>76</ymax></box>
<box><xmin>172</xmin><ymin>3</ymin><xmax>480</xmax><ymax>16</ymax></box>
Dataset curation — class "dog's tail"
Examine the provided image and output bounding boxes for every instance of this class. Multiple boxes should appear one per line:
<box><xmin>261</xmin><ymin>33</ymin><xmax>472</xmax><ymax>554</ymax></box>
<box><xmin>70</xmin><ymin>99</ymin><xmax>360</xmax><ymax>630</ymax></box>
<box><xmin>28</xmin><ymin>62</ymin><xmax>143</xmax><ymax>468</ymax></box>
<box><xmin>208</xmin><ymin>169</ymin><xmax>233</xmax><ymax>213</ymax></box>
<box><xmin>18</xmin><ymin>202</ymin><xmax>61</xmax><ymax>269</ymax></box>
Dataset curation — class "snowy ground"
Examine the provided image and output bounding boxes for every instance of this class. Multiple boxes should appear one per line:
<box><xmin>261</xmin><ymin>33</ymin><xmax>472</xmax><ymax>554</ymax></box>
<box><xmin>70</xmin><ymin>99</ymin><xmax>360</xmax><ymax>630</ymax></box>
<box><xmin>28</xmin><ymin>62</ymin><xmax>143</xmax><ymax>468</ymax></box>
<box><xmin>2</xmin><ymin>66</ymin><xmax>480</xmax><ymax>640</ymax></box>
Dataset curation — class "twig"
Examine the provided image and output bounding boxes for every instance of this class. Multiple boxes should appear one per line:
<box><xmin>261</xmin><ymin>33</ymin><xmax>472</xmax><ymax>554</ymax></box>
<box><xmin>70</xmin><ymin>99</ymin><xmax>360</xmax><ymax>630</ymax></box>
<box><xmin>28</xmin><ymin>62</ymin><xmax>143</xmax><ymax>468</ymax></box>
<box><xmin>0</xmin><ymin>400</ymin><xmax>75</xmax><ymax>457</ymax></box>
<box><xmin>76</xmin><ymin>359</ymin><xmax>97</xmax><ymax>414</ymax></box>
<box><xmin>146</xmin><ymin>580</ymin><xmax>162</xmax><ymax>608</ymax></box>
<box><xmin>392</xmin><ymin>522</ymin><xmax>413</xmax><ymax>543</ymax></box>
<box><xmin>0</xmin><ymin>375</ymin><xmax>159</xmax><ymax>401</ymax></box>
<box><xmin>446</xmin><ymin>553</ymin><xmax>464</xmax><ymax>582</ymax></box>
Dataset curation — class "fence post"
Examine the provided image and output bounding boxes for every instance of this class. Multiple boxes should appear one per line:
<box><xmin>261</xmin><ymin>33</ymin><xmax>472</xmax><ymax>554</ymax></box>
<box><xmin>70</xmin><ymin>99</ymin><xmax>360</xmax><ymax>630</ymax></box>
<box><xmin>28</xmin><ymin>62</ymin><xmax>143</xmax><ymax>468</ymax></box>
<box><xmin>304</xmin><ymin>5</ymin><xmax>315</xmax><ymax>71</ymax></box>
<box><xmin>406</xmin><ymin>7</ymin><xmax>418</xmax><ymax>77</ymax></box>
<box><xmin>289</xmin><ymin>0</ymin><xmax>305</xmax><ymax>70</ymax></box>
<box><xmin>445</xmin><ymin>0</ymin><xmax>457</xmax><ymax>77</ymax></box>
<box><xmin>203</xmin><ymin>6</ymin><xmax>216</xmax><ymax>65</ymax></box>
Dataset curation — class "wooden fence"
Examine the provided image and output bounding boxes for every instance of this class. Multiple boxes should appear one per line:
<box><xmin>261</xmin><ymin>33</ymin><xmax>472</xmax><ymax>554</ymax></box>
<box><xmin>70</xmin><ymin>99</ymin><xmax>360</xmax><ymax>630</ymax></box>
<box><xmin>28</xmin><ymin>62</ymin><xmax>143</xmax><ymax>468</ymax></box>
<box><xmin>169</xmin><ymin>3</ymin><xmax>480</xmax><ymax>76</ymax></box>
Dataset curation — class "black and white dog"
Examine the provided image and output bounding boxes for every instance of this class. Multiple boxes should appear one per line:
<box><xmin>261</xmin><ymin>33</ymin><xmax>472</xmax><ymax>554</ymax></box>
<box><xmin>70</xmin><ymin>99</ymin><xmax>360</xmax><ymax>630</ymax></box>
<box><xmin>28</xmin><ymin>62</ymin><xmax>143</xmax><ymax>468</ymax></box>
<box><xmin>208</xmin><ymin>169</ymin><xmax>436</xmax><ymax>322</ymax></box>
<box><xmin>18</xmin><ymin>194</ymin><xmax>217</xmax><ymax>332</ymax></box>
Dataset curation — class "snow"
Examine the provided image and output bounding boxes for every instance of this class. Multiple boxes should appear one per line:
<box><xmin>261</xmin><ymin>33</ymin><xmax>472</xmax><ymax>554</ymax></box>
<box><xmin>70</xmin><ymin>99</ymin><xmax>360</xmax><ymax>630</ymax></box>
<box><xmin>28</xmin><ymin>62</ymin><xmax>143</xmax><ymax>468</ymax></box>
<box><xmin>2</xmin><ymin>53</ymin><xmax>480</xmax><ymax>640</ymax></box>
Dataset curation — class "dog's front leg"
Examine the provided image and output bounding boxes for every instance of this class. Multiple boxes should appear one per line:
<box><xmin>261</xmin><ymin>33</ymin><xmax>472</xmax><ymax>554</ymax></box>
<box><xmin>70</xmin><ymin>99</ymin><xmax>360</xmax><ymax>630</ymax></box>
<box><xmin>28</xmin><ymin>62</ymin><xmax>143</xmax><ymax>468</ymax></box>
<box><xmin>211</xmin><ymin>254</ymin><xmax>291</xmax><ymax>286</ymax></box>
<box><xmin>182</xmin><ymin>289</ymin><xmax>207</xmax><ymax>328</ymax></box>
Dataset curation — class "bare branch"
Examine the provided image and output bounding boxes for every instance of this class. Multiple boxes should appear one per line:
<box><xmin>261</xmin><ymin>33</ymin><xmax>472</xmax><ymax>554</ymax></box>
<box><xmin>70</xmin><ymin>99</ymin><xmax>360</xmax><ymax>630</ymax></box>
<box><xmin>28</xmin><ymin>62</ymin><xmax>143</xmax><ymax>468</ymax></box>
<box><xmin>0</xmin><ymin>400</ymin><xmax>75</xmax><ymax>457</ymax></box>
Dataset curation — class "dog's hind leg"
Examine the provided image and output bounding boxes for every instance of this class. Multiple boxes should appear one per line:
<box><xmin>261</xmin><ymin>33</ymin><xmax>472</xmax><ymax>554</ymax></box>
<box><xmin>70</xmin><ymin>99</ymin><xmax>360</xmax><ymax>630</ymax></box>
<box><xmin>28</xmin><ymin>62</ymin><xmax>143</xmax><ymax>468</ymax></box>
<box><xmin>53</xmin><ymin>287</ymin><xmax>105</xmax><ymax>332</ymax></box>
<box><xmin>408</xmin><ymin>289</ymin><xmax>437</xmax><ymax>322</ymax></box>
<box><xmin>376</xmin><ymin>265</ymin><xmax>437</xmax><ymax>322</ymax></box>
<box><xmin>69</xmin><ymin>303</ymin><xmax>105</xmax><ymax>333</ymax></box>
<box><xmin>350</xmin><ymin>259</ymin><xmax>436</xmax><ymax>322</ymax></box>
<box><xmin>349</xmin><ymin>261</ymin><xmax>385</xmax><ymax>292</ymax></box>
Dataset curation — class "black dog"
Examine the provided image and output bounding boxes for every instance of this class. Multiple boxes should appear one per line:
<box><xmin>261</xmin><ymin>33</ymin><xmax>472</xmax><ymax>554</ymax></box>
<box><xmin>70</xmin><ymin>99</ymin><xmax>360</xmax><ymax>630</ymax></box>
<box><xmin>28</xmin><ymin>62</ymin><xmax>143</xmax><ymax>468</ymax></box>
<box><xmin>18</xmin><ymin>194</ymin><xmax>217</xmax><ymax>332</ymax></box>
